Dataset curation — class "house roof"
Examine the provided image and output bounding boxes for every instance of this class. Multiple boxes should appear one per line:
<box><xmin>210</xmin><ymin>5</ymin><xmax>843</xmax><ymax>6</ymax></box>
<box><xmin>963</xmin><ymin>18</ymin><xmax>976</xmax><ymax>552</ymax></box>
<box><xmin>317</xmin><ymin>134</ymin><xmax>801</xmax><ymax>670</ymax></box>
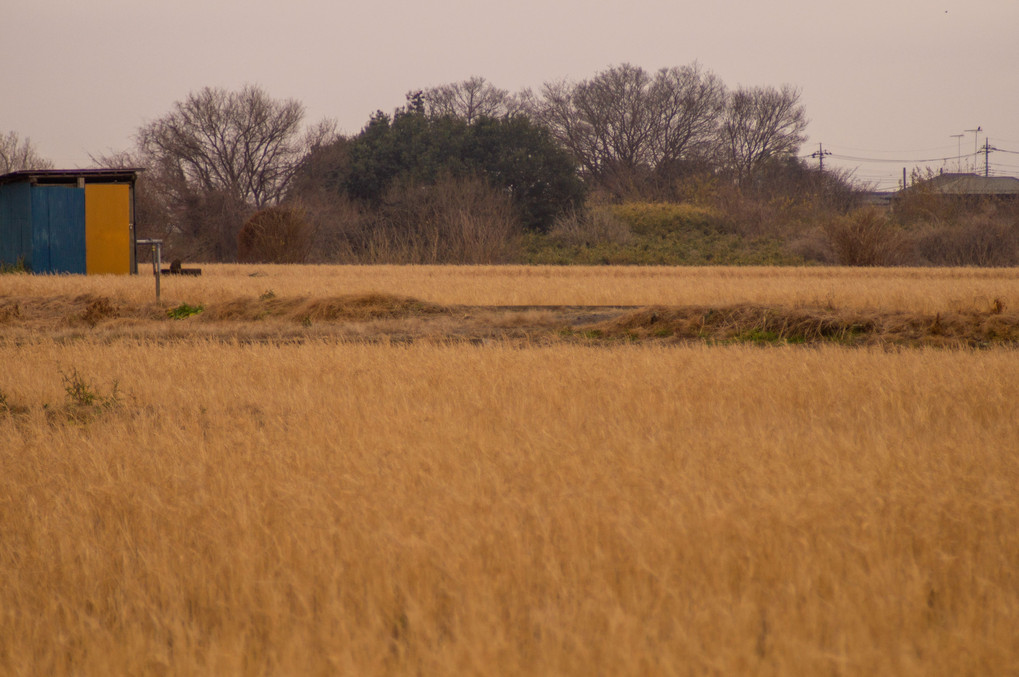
<box><xmin>925</xmin><ymin>173</ymin><xmax>1019</xmax><ymax>195</ymax></box>
<box><xmin>0</xmin><ymin>168</ymin><xmax>143</xmax><ymax>187</ymax></box>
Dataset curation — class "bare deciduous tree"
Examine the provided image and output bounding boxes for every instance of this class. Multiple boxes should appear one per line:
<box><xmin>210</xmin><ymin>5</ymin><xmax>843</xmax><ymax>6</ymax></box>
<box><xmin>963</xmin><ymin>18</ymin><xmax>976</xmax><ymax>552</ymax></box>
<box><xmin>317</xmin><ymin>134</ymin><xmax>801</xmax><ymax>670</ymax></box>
<box><xmin>651</xmin><ymin>65</ymin><xmax>728</xmax><ymax>174</ymax></box>
<box><xmin>718</xmin><ymin>84</ymin><xmax>808</xmax><ymax>182</ymax></box>
<box><xmin>138</xmin><ymin>85</ymin><xmax>335</xmax><ymax>209</ymax></box>
<box><xmin>420</xmin><ymin>76</ymin><xmax>515</xmax><ymax>123</ymax></box>
<box><xmin>526</xmin><ymin>63</ymin><xmax>725</xmax><ymax>197</ymax></box>
<box><xmin>0</xmin><ymin>131</ymin><xmax>54</xmax><ymax>173</ymax></box>
<box><xmin>134</xmin><ymin>85</ymin><xmax>336</xmax><ymax>261</ymax></box>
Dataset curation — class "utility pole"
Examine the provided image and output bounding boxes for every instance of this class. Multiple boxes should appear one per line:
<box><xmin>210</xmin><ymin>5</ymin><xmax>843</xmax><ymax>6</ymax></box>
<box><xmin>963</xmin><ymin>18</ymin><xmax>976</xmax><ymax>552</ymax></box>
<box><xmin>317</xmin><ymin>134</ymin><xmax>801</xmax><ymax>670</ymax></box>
<box><xmin>810</xmin><ymin>143</ymin><xmax>831</xmax><ymax>171</ymax></box>
<box><xmin>981</xmin><ymin>139</ymin><xmax>993</xmax><ymax>177</ymax></box>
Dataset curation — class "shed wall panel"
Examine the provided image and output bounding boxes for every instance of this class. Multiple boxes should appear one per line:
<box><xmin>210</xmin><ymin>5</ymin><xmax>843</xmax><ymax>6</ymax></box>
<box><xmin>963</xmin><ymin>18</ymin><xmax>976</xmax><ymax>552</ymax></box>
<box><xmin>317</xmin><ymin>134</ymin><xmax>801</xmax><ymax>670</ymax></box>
<box><xmin>0</xmin><ymin>182</ymin><xmax>33</xmax><ymax>269</ymax></box>
<box><xmin>32</xmin><ymin>185</ymin><xmax>86</xmax><ymax>274</ymax></box>
<box><xmin>85</xmin><ymin>184</ymin><xmax>131</xmax><ymax>274</ymax></box>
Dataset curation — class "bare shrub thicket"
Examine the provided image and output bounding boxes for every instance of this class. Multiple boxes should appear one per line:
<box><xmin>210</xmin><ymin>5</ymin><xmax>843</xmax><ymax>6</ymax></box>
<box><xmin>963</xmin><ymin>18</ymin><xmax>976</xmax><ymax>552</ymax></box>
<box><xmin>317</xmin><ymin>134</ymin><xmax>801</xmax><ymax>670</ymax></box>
<box><xmin>706</xmin><ymin>162</ymin><xmax>862</xmax><ymax>246</ymax></box>
<box><xmin>892</xmin><ymin>169</ymin><xmax>963</xmax><ymax>226</ymax></box>
<box><xmin>911</xmin><ymin>208</ymin><xmax>1019</xmax><ymax>266</ymax></box>
<box><xmin>237</xmin><ymin>205</ymin><xmax>313</xmax><ymax>264</ymax></box>
<box><xmin>548</xmin><ymin>208</ymin><xmax>632</xmax><ymax>247</ymax></box>
<box><xmin>824</xmin><ymin>208</ymin><xmax>907</xmax><ymax>266</ymax></box>
<box><xmin>299</xmin><ymin>193</ymin><xmax>366</xmax><ymax>263</ymax></box>
<box><xmin>171</xmin><ymin>189</ymin><xmax>253</xmax><ymax>262</ymax></box>
<box><xmin>319</xmin><ymin>175</ymin><xmax>520</xmax><ymax>264</ymax></box>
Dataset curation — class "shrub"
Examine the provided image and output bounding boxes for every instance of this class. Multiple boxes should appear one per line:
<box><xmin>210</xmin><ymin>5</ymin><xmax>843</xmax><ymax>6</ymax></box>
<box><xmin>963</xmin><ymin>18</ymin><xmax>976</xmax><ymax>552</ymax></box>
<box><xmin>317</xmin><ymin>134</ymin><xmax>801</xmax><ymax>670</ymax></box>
<box><xmin>892</xmin><ymin>169</ymin><xmax>962</xmax><ymax>226</ymax></box>
<box><xmin>911</xmin><ymin>211</ymin><xmax>1019</xmax><ymax>266</ymax></box>
<box><xmin>297</xmin><ymin>193</ymin><xmax>367</xmax><ymax>263</ymax></box>
<box><xmin>549</xmin><ymin>208</ymin><xmax>632</xmax><ymax>247</ymax></box>
<box><xmin>58</xmin><ymin>368</ymin><xmax>121</xmax><ymax>423</ymax></box>
<box><xmin>823</xmin><ymin>208</ymin><xmax>907</xmax><ymax>266</ymax></box>
<box><xmin>238</xmin><ymin>205</ymin><xmax>313</xmax><ymax>264</ymax></box>
<box><xmin>359</xmin><ymin>175</ymin><xmax>521</xmax><ymax>264</ymax></box>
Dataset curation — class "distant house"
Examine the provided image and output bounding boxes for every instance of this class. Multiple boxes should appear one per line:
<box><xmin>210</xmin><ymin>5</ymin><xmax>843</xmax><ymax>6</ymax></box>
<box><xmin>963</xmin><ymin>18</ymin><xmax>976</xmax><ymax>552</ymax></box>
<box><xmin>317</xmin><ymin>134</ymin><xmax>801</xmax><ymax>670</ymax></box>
<box><xmin>911</xmin><ymin>173</ymin><xmax>1019</xmax><ymax>200</ymax></box>
<box><xmin>862</xmin><ymin>191</ymin><xmax>895</xmax><ymax>208</ymax></box>
<box><xmin>859</xmin><ymin>173</ymin><xmax>1019</xmax><ymax>210</ymax></box>
<box><xmin>904</xmin><ymin>172</ymin><xmax>1019</xmax><ymax>200</ymax></box>
<box><xmin>0</xmin><ymin>168</ymin><xmax>141</xmax><ymax>274</ymax></box>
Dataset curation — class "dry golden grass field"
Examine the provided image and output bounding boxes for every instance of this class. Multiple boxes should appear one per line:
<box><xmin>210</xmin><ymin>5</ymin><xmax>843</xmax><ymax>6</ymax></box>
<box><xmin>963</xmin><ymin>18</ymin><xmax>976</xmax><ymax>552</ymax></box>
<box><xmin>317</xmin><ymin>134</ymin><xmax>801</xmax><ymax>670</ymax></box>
<box><xmin>2</xmin><ymin>265</ymin><xmax>1019</xmax><ymax>676</ymax></box>
<box><xmin>5</xmin><ymin>263</ymin><xmax>1019</xmax><ymax>310</ymax></box>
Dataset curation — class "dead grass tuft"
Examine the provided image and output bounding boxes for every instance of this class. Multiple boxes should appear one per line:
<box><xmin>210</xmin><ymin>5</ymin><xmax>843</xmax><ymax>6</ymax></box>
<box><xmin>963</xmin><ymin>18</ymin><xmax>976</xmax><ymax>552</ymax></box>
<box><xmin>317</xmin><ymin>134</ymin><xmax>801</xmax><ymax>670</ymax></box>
<box><xmin>191</xmin><ymin>293</ymin><xmax>446</xmax><ymax>323</ymax></box>
<box><xmin>0</xmin><ymin>301</ymin><xmax>21</xmax><ymax>323</ymax></box>
<box><xmin>71</xmin><ymin>295</ymin><xmax>120</xmax><ymax>328</ymax></box>
<box><xmin>592</xmin><ymin>304</ymin><xmax>1019</xmax><ymax>346</ymax></box>
<box><xmin>299</xmin><ymin>293</ymin><xmax>446</xmax><ymax>322</ymax></box>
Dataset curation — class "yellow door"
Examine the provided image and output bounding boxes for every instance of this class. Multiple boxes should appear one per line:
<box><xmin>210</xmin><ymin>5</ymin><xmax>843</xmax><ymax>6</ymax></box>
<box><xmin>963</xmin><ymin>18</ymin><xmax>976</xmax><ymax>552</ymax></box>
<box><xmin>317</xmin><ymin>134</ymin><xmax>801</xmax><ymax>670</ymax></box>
<box><xmin>85</xmin><ymin>184</ymin><xmax>131</xmax><ymax>275</ymax></box>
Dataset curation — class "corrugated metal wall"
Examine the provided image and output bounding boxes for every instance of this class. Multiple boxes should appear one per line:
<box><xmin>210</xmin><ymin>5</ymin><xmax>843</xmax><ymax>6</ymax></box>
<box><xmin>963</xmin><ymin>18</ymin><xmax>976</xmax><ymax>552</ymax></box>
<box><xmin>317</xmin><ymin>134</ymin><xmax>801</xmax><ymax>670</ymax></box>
<box><xmin>0</xmin><ymin>182</ymin><xmax>33</xmax><ymax>269</ymax></box>
<box><xmin>31</xmin><ymin>185</ymin><xmax>86</xmax><ymax>274</ymax></box>
<box><xmin>85</xmin><ymin>184</ymin><xmax>130</xmax><ymax>274</ymax></box>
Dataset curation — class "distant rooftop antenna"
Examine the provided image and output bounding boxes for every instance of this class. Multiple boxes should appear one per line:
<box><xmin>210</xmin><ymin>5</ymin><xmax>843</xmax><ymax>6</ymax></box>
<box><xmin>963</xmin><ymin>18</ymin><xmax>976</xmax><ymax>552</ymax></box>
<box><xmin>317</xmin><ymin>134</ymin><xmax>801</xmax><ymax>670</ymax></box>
<box><xmin>950</xmin><ymin>134</ymin><xmax>964</xmax><ymax>172</ymax></box>
<box><xmin>965</xmin><ymin>126</ymin><xmax>982</xmax><ymax>169</ymax></box>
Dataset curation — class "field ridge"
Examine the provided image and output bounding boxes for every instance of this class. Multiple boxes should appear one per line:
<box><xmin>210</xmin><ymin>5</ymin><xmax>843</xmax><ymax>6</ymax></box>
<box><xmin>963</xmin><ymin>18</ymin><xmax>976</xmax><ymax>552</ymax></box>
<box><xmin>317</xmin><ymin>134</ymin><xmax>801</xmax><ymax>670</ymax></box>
<box><xmin>2</xmin><ymin>291</ymin><xmax>1018</xmax><ymax>347</ymax></box>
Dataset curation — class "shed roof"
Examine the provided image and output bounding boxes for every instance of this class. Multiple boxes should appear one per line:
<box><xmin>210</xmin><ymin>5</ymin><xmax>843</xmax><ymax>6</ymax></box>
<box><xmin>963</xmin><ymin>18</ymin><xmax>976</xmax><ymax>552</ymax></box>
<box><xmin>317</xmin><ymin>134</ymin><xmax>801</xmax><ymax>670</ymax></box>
<box><xmin>0</xmin><ymin>168</ymin><xmax>143</xmax><ymax>187</ymax></box>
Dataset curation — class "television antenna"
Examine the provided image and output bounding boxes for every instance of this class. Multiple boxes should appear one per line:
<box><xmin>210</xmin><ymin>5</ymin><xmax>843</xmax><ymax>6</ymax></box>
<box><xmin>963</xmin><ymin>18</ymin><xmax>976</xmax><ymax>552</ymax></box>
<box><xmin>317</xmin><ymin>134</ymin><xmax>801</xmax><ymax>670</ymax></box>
<box><xmin>950</xmin><ymin>134</ymin><xmax>964</xmax><ymax>171</ymax></box>
<box><xmin>965</xmin><ymin>126</ymin><xmax>982</xmax><ymax>168</ymax></box>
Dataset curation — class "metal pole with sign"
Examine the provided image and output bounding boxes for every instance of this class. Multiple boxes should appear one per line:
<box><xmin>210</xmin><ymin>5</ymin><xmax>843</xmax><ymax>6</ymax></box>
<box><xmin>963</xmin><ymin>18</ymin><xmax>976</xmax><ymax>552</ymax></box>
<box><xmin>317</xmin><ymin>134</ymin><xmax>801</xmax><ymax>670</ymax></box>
<box><xmin>135</xmin><ymin>239</ymin><xmax>163</xmax><ymax>300</ymax></box>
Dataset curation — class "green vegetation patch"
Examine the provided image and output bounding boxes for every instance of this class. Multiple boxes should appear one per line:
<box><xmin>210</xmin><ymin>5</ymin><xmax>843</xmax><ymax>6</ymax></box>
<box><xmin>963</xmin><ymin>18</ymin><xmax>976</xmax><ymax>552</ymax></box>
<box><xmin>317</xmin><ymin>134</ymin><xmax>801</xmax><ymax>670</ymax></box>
<box><xmin>0</xmin><ymin>257</ymin><xmax>27</xmax><ymax>274</ymax></box>
<box><xmin>518</xmin><ymin>229</ymin><xmax>803</xmax><ymax>266</ymax></box>
<box><xmin>607</xmin><ymin>202</ymin><xmax>724</xmax><ymax>236</ymax></box>
<box><xmin>518</xmin><ymin>201</ymin><xmax>808</xmax><ymax>265</ymax></box>
<box><xmin>167</xmin><ymin>303</ymin><xmax>205</xmax><ymax>320</ymax></box>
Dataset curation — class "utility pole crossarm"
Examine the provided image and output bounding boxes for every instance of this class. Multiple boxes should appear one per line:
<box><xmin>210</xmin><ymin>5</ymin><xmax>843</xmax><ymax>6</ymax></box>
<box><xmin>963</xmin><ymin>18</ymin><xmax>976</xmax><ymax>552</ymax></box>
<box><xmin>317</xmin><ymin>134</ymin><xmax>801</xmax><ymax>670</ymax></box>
<box><xmin>981</xmin><ymin>139</ymin><xmax>996</xmax><ymax>178</ymax></box>
<box><xmin>810</xmin><ymin>143</ymin><xmax>832</xmax><ymax>171</ymax></box>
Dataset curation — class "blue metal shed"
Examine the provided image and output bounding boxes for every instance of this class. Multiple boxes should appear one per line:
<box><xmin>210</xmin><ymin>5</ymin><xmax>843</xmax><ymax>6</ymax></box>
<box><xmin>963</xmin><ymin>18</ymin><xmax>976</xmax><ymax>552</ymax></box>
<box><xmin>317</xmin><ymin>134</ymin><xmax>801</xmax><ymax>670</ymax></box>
<box><xmin>0</xmin><ymin>168</ymin><xmax>141</xmax><ymax>274</ymax></box>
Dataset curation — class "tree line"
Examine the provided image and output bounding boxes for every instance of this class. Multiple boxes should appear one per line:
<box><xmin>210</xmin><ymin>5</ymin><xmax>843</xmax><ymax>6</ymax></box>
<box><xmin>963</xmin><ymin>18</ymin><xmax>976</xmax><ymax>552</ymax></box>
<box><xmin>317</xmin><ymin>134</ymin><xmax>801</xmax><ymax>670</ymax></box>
<box><xmin>5</xmin><ymin>63</ymin><xmax>830</xmax><ymax>263</ymax></box>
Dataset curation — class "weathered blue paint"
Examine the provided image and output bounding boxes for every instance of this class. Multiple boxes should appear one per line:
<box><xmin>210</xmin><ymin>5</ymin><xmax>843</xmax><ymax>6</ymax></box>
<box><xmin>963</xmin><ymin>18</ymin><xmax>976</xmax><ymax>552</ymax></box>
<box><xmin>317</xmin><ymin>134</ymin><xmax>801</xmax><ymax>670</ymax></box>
<box><xmin>0</xmin><ymin>182</ymin><xmax>33</xmax><ymax>269</ymax></box>
<box><xmin>31</xmin><ymin>185</ymin><xmax>86</xmax><ymax>274</ymax></box>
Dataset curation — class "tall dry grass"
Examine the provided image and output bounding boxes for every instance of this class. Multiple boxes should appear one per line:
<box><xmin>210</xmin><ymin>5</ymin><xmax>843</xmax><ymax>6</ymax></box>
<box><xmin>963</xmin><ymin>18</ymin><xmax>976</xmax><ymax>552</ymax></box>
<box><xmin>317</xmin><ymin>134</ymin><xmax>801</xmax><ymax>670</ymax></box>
<box><xmin>2</xmin><ymin>340</ymin><xmax>1018</xmax><ymax>675</ymax></box>
<box><xmin>3</xmin><ymin>264</ymin><xmax>1019</xmax><ymax>313</ymax></box>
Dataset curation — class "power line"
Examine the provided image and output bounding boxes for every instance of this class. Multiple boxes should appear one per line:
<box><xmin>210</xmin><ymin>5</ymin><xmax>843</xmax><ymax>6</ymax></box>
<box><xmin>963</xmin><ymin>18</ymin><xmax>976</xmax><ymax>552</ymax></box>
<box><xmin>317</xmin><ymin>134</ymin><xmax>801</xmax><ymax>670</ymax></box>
<box><xmin>816</xmin><ymin>142</ymin><xmax>956</xmax><ymax>154</ymax></box>
<box><xmin>828</xmin><ymin>152</ymin><xmax>965</xmax><ymax>164</ymax></box>
<box><xmin>808</xmin><ymin>140</ymin><xmax>1019</xmax><ymax>186</ymax></box>
<box><xmin>821</xmin><ymin>144</ymin><xmax>1019</xmax><ymax>163</ymax></box>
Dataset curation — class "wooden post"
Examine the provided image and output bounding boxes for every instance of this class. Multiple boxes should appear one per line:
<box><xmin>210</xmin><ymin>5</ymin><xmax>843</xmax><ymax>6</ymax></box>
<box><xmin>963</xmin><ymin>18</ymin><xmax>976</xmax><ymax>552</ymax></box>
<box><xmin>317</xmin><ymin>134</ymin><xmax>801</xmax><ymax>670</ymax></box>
<box><xmin>154</xmin><ymin>242</ymin><xmax>161</xmax><ymax>301</ymax></box>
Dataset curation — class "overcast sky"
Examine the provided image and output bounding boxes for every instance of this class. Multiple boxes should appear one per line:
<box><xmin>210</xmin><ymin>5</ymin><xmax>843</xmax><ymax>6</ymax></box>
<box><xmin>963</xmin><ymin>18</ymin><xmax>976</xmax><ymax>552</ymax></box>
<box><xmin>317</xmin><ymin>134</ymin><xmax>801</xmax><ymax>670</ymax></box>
<box><xmin>3</xmin><ymin>0</ymin><xmax>1018</xmax><ymax>190</ymax></box>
